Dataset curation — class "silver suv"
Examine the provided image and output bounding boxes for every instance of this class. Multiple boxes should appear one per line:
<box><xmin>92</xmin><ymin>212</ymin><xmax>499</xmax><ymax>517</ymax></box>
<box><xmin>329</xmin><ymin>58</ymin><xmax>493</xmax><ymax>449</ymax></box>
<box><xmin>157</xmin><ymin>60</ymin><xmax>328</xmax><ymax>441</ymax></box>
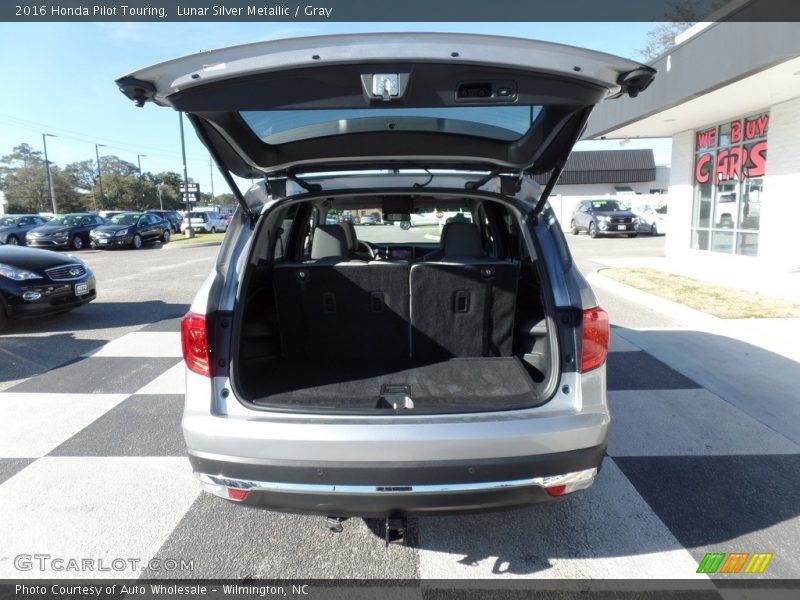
<box><xmin>118</xmin><ymin>34</ymin><xmax>653</xmax><ymax>520</ymax></box>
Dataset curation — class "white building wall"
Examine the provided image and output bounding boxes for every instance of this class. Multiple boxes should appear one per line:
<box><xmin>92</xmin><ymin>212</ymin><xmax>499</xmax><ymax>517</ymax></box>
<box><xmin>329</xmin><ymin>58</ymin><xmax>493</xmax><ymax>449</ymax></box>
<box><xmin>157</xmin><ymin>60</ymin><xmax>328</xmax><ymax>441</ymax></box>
<box><xmin>668</xmin><ymin>98</ymin><xmax>800</xmax><ymax>269</ymax></box>
<box><xmin>760</xmin><ymin>96</ymin><xmax>800</xmax><ymax>268</ymax></box>
<box><xmin>666</xmin><ymin>130</ymin><xmax>695</xmax><ymax>258</ymax></box>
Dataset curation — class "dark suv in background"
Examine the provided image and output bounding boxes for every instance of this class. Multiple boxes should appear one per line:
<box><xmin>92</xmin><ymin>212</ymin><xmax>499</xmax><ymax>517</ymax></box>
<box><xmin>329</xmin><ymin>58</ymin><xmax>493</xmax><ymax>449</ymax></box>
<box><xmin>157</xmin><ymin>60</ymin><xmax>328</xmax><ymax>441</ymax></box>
<box><xmin>570</xmin><ymin>199</ymin><xmax>639</xmax><ymax>238</ymax></box>
<box><xmin>147</xmin><ymin>209</ymin><xmax>183</xmax><ymax>233</ymax></box>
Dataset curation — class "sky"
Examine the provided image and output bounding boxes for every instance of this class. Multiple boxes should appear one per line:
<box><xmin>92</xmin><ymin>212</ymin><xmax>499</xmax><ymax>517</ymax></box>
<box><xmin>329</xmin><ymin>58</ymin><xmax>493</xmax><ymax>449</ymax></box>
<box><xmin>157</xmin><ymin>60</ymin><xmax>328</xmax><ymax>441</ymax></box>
<box><xmin>0</xmin><ymin>21</ymin><xmax>671</xmax><ymax>197</ymax></box>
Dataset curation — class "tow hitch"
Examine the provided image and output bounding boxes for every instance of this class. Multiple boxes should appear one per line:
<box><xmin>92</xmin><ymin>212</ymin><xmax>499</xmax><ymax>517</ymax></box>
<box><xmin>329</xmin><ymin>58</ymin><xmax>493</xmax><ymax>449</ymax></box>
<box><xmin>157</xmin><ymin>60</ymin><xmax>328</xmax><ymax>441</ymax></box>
<box><xmin>384</xmin><ymin>516</ymin><xmax>407</xmax><ymax>546</ymax></box>
<box><xmin>326</xmin><ymin>516</ymin><xmax>347</xmax><ymax>533</ymax></box>
<box><xmin>325</xmin><ymin>515</ymin><xmax>408</xmax><ymax>546</ymax></box>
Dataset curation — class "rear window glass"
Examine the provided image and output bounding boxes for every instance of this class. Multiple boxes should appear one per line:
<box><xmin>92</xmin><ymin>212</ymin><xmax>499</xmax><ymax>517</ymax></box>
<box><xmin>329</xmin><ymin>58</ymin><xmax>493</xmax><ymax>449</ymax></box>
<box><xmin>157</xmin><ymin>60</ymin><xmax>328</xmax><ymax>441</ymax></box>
<box><xmin>241</xmin><ymin>106</ymin><xmax>543</xmax><ymax>145</ymax></box>
<box><xmin>338</xmin><ymin>209</ymin><xmax>474</xmax><ymax>244</ymax></box>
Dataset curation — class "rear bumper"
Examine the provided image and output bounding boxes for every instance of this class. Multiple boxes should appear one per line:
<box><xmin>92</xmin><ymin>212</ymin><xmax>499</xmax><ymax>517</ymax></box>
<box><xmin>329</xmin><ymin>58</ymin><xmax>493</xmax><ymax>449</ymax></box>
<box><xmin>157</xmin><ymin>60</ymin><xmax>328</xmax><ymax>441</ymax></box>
<box><xmin>189</xmin><ymin>445</ymin><xmax>606</xmax><ymax>517</ymax></box>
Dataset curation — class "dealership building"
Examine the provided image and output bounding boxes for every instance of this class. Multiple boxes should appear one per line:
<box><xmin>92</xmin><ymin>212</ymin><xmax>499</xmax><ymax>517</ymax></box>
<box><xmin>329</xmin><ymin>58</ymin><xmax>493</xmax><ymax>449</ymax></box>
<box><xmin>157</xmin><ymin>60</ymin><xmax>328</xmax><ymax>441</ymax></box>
<box><xmin>585</xmin><ymin>19</ymin><xmax>800</xmax><ymax>270</ymax></box>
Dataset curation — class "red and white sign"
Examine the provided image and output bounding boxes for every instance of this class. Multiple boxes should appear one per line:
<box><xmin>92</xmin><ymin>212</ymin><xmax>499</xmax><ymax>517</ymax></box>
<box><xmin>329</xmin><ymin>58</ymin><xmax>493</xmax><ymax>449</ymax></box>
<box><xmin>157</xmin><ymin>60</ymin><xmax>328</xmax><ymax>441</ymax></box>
<box><xmin>694</xmin><ymin>115</ymin><xmax>769</xmax><ymax>184</ymax></box>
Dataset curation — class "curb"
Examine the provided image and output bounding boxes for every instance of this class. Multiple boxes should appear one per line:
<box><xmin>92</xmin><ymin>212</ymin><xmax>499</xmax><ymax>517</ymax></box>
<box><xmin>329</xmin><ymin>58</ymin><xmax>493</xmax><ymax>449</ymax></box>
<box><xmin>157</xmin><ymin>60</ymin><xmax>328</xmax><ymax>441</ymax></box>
<box><xmin>587</xmin><ymin>269</ymin><xmax>722</xmax><ymax>329</ymax></box>
<box><xmin>163</xmin><ymin>241</ymin><xmax>223</xmax><ymax>250</ymax></box>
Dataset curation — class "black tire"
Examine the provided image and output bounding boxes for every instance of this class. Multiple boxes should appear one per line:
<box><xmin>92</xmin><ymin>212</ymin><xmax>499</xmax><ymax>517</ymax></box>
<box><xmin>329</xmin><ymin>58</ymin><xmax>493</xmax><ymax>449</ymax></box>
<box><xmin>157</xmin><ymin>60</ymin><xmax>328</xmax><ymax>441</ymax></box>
<box><xmin>6</xmin><ymin>235</ymin><xmax>19</xmax><ymax>246</ymax></box>
<box><xmin>588</xmin><ymin>221</ymin><xmax>598</xmax><ymax>239</ymax></box>
<box><xmin>71</xmin><ymin>235</ymin><xmax>83</xmax><ymax>250</ymax></box>
<box><xmin>651</xmin><ymin>222</ymin><xmax>659</xmax><ymax>236</ymax></box>
<box><xmin>400</xmin><ymin>221</ymin><xmax>411</xmax><ymax>231</ymax></box>
<box><xmin>570</xmin><ymin>220</ymin><xmax>579</xmax><ymax>235</ymax></box>
<box><xmin>132</xmin><ymin>234</ymin><xmax>143</xmax><ymax>249</ymax></box>
<box><xmin>161</xmin><ymin>229</ymin><xmax>171</xmax><ymax>244</ymax></box>
<box><xmin>210</xmin><ymin>226</ymin><xmax>217</xmax><ymax>234</ymax></box>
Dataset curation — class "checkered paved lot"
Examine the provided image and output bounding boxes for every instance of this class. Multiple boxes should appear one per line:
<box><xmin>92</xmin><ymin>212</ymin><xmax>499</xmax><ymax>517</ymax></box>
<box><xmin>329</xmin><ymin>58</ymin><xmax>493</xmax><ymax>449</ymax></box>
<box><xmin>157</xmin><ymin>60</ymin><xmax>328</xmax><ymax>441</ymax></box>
<box><xmin>3</xmin><ymin>318</ymin><xmax>798</xmax><ymax>581</ymax></box>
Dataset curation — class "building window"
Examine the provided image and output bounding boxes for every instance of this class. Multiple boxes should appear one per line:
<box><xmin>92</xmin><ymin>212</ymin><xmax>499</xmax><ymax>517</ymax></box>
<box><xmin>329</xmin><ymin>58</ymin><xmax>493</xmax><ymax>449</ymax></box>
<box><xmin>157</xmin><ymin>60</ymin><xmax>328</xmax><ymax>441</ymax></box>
<box><xmin>691</xmin><ymin>113</ymin><xmax>768</xmax><ymax>256</ymax></box>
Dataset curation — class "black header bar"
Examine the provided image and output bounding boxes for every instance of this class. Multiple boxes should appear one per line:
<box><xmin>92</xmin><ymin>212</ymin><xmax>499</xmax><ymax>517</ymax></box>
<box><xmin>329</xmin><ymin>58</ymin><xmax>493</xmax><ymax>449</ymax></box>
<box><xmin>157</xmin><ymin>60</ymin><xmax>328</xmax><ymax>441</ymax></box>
<box><xmin>3</xmin><ymin>0</ymin><xmax>800</xmax><ymax>22</ymax></box>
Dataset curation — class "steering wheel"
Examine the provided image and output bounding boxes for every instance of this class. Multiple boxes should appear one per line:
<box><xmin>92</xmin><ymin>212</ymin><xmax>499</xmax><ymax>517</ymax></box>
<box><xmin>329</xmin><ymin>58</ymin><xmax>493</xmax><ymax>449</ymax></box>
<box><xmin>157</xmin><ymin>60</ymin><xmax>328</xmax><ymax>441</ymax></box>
<box><xmin>358</xmin><ymin>240</ymin><xmax>377</xmax><ymax>260</ymax></box>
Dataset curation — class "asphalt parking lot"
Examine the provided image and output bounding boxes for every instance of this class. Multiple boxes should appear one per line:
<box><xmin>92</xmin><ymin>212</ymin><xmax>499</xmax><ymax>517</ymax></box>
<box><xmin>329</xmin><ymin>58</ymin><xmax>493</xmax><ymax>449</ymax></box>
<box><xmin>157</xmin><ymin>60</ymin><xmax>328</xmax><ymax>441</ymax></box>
<box><xmin>1</xmin><ymin>232</ymin><xmax>798</xmax><ymax>582</ymax></box>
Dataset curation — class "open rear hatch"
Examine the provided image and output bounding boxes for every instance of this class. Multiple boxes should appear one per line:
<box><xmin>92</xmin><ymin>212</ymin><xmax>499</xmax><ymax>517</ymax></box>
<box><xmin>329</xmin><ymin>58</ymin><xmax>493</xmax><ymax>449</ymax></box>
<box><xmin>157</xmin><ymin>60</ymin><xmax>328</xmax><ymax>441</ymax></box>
<box><xmin>116</xmin><ymin>32</ymin><xmax>654</xmax><ymax>216</ymax></box>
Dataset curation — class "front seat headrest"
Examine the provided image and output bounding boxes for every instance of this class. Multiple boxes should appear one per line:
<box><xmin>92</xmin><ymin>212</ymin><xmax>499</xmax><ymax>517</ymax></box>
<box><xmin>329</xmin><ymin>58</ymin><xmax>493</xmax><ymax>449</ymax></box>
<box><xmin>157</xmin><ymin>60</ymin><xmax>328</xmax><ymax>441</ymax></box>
<box><xmin>442</xmin><ymin>222</ymin><xmax>483</xmax><ymax>259</ymax></box>
<box><xmin>339</xmin><ymin>221</ymin><xmax>358</xmax><ymax>252</ymax></box>
<box><xmin>311</xmin><ymin>225</ymin><xmax>349</xmax><ymax>260</ymax></box>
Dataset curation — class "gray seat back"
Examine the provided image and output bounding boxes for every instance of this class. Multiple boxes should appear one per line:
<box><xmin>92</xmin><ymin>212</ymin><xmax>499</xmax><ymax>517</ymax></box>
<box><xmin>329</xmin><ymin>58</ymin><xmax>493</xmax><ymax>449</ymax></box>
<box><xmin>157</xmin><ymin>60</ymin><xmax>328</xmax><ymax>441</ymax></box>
<box><xmin>409</xmin><ymin>261</ymin><xmax>518</xmax><ymax>361</ymax></box>
<box><xmin>274</xmin><ymin>262</ymin><xmax>410</xmax><ymax>360</ymax></box>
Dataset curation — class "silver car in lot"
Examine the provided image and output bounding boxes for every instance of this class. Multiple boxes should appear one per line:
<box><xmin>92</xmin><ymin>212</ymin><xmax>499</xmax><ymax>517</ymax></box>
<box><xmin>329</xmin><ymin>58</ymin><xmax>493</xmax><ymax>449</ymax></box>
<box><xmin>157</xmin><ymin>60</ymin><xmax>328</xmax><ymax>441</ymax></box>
<box><xmin>118</xmin><ymin>33</ymin><xmax>654</xmax><ymax>519</ymax></box>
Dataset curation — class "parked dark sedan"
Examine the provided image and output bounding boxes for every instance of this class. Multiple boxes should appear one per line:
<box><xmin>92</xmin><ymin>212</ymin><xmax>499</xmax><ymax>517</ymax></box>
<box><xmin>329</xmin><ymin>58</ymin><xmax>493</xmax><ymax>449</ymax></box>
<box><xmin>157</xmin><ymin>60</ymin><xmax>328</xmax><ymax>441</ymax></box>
<box><xmin>570</xmin><ymin>199</ymin><xmax>639</xmax><ymax>238</ymax></box>
<box><xmin>0</xmin><ymin>245</ymin><xmax>96</xmax><ymax>331</ymax></box>
<box><xmin>26</xmin><ymin>213</ymin><xmax>106</xmax><ymax>250</ymax></box>
<box><xmin>0</xmin><ymin>215</ymin><xmax>49</xmax><ymax>246</ymax></box>
<box><xmin>146</xmin><ymin>209</ymin><xmax>183</xmax><ymax>233</ymax></box>
<box><xmin>90</xmin><ymin>212</ymin><xmax>170</xmax><ymax>249</ymax></box>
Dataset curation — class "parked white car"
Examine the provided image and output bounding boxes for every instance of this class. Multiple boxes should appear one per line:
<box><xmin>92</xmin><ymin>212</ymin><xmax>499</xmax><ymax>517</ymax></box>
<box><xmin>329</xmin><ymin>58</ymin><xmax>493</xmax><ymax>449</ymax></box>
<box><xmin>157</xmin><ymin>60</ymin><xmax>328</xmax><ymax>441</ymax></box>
<box><xmin>180</xmin><ymin>211</ymin><xmax>228</xmax><ymax>234</ymax></box>
<box><xmin>631</xmin><ymin>204</ymin><xmax>667</xmax><ymax>236</ymax></box>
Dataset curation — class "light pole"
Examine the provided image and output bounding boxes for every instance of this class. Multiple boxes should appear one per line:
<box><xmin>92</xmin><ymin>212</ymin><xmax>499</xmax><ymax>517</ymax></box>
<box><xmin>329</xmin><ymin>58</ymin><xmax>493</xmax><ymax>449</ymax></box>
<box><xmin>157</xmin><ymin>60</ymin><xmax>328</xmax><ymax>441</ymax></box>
<box><xmin>179</xmin><ymin>113</ymin><xmax>194</xmax><ymax>238</ymax></box>
<box><xmin>42</xmin><ymin>133</ymin><xmax>57</xmax><ymax>214</ymax></box>
<box><xmin>137</xmin><ymin>154</ymin><xmax>147</xmax><ymax>207</ymax></box>
<box><xmin>157</xmin><ymin>182</ymin><xmax>164</xmax><ymax>211</ymax></box>
<box><xmin>208</xmin><ymin>157</ymin><xmax>215</xmax><ymax>206</ymax></box>
<box><xmin>95</xmin><ymin>144</ymin><xmax>107</xmax><ymax>210</ymax></box>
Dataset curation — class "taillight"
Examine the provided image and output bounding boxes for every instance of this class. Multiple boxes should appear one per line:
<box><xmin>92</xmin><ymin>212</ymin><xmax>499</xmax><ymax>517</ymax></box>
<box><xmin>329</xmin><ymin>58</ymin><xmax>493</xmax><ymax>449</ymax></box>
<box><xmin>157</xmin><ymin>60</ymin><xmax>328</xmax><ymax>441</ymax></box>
<box><xmin>580</xmin><ymin>307</ymin><xmax>610</xmax><ymax>373</ymax></box>
<box><xmin>181</xmin><ymin>311</ymin><xmax>211</xmax><ymax>377</ymax></box>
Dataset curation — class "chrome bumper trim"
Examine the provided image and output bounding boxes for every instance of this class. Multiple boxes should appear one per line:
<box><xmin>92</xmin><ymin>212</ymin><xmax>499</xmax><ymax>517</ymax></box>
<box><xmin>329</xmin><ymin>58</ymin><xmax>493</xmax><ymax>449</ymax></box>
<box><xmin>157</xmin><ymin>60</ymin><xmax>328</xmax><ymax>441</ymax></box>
<box><xmin>197</xmin><ymin>468</ymin><xmax>597</xmax><ymax>495</ymax></box>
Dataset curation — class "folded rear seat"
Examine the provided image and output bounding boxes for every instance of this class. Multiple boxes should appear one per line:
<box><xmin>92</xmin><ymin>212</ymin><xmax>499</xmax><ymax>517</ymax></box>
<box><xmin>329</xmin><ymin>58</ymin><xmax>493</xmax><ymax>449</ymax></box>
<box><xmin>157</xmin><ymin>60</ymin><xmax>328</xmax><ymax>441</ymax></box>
<box><xmin>274</xmin><ymin>226</ymin><xmax>410</xmax><ymax>360</ymax></box>
<box><xmin>409</xmin><ymin>223</ymin><xmax>518</xmax><ymax>361</ymax></box>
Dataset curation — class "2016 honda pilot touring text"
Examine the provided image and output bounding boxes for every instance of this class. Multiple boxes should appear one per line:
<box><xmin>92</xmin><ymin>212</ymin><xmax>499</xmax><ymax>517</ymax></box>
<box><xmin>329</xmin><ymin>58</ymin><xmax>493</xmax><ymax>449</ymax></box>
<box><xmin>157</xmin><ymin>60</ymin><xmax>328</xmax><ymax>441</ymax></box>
<box><xmin>117</xmin><ymin>33</ymin><xmax>654</xmax><ymax>518</ymax></box>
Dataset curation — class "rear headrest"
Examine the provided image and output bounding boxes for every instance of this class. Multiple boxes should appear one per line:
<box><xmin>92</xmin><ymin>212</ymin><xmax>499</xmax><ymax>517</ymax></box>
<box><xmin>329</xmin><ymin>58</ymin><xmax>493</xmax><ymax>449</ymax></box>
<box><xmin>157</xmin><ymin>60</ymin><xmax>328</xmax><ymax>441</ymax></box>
<box><xmin>339</xmin><ymin>221</ymin><xmax>358</xmax><ymax>252</ymax></box>
<box><xmin>442</xmin><ymin>222</ymin><xmax>483</xmax><ymax>259</ymax></box>
<box><xmin>311</xmin><ymin>225</ymin><xmax>348</xmax><ymax>260</ymax></box>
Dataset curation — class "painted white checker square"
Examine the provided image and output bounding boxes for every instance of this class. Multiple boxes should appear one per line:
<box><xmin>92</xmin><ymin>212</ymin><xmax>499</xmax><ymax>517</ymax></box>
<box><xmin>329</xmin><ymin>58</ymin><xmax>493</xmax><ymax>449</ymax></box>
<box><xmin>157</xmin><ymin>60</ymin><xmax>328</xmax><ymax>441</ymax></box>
<box><xmin>0</xmin><ymin>393</ymin><xmax>128</xmax><ymax>458</ymax></box>
<box><xmin>608</xmin><ymin>389</ymin><xmax>800</xmax><ymax>457</ymax></box>
<box><xmin>0</xmin><ymin>457</ymin><xmax>199</xmax><ymax>579</ymax></box>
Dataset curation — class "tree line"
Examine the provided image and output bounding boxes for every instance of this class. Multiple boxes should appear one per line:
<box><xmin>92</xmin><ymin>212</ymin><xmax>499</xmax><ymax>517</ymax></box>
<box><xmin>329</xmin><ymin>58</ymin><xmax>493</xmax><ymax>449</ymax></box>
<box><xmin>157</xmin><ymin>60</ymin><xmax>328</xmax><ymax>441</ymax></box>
<box><xmin>0</xmin><ymin>143</ymin><xmax>235</xmax><ymax>215</ymax></box>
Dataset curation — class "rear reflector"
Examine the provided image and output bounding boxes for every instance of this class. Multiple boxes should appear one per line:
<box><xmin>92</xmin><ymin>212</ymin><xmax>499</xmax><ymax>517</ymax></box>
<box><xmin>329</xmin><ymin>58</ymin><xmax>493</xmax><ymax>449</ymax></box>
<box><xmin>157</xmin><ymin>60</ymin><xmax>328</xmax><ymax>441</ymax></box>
<box><xmin>580</xmin><ymin>307</ymin><xmax>610</xmax><ymax>373</ymax></box>
<box><xmin>181</xmin><ymin>311</ymin><xmax>211</xmax><ymax>377</ymax></box>
<box><xmin>542</xmin><ymin>468</ymin><xmax>598</xmax><ymax>497</ymax></box>
<box><xmin>227</xmin><ymin>488</ymin><xmax>249</xmax><ymax>501</ymax></box>
<box><xmin>545</xmin><ymin>485</ymin><xmax>567</xmax><ymax>497</ymax></box>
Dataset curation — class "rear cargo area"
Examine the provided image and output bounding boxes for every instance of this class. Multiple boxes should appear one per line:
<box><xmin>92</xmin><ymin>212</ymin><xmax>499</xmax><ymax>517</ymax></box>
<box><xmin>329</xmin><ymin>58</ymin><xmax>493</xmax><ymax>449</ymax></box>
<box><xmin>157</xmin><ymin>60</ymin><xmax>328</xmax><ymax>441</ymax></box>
<box><xmin>243</xmin><ymin>357</ymin><xmax>537</xmax><ymax>412</ymax></box>
<box><xmin>231</xmin><ymin>195</ymin><xmax>557</xmax><ymax>415</ymax></box>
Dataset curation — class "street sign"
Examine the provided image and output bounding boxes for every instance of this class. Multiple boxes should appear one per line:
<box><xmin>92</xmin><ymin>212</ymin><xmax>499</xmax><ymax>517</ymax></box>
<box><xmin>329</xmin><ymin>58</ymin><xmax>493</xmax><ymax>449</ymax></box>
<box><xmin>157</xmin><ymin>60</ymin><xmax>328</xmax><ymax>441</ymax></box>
<box><xmin>181</xmin><ymin>192</ymin><xmax>201</xmax><ymax>202</ymax></box>
<box><xmin>179</xmin><ymin>183</ymin><xmax>199</xmax><ymax>193</ymax></box>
